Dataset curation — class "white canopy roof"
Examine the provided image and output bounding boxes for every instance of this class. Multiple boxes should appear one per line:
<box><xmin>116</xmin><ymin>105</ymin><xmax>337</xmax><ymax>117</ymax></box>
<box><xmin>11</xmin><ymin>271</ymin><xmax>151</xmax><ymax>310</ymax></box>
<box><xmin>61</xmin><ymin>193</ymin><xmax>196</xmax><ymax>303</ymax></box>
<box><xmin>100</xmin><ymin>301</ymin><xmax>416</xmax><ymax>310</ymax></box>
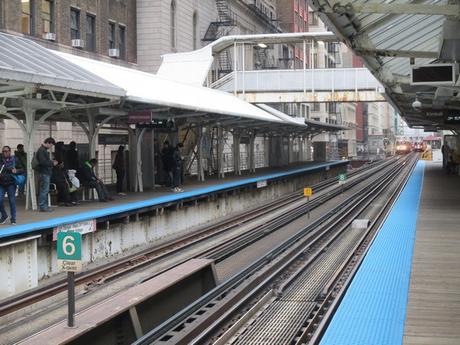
<box><xmin>52</xmin><ymin>51</ymin><xmax>283</xmax><ymax>124</ymax></box>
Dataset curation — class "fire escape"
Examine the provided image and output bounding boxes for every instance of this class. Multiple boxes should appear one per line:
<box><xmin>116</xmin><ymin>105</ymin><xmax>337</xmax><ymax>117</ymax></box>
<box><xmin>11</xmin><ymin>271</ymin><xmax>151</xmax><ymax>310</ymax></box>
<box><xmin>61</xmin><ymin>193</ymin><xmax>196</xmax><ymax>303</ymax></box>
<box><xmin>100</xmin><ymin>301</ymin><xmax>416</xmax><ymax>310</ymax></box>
<box><xmin>203</xmin><ymin>0</ymin><xmax>237</xmax><ymax>78</ymax></box>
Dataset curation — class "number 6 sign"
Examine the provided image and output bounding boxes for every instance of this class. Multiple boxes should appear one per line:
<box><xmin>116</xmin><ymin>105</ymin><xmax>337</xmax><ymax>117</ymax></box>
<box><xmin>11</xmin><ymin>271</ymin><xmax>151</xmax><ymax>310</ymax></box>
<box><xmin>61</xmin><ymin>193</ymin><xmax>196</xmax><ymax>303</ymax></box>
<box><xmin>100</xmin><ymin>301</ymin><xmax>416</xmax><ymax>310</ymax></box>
<box><xmin>57</xmin><ymin>232</ymin><xmax>82</xmax><ymax>271</ymax></box>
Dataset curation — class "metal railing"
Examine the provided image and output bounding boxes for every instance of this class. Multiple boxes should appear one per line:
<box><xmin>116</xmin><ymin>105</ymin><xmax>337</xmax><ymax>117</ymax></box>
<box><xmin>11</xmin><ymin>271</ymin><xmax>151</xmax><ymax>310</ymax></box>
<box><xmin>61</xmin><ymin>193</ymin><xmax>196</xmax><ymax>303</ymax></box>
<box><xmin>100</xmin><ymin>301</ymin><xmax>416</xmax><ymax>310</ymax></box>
<box><xmin>212</xmin><ymin>68</ymin><xmax>383</xmax><ymax>95</ymax></box>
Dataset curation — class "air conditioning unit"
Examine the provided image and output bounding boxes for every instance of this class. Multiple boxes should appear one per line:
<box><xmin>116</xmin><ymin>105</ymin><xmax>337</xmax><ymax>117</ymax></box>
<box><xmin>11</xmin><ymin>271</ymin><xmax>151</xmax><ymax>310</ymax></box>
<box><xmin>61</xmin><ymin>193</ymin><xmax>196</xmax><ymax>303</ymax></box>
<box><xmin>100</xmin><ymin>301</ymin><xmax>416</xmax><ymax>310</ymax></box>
<box><xmin>109</xmin><ymin>48</ymin><xmax>120</xmax><ymax>58</ymax></box>
<box><xmin>43</xmin><ymin>32</ymin><xmax>56</xmax><ymax>41</ymax></box>
<box><xmin>71</xmin><ymin>39</ymin><xmax>85</xmax><ymax>48</ymax></box>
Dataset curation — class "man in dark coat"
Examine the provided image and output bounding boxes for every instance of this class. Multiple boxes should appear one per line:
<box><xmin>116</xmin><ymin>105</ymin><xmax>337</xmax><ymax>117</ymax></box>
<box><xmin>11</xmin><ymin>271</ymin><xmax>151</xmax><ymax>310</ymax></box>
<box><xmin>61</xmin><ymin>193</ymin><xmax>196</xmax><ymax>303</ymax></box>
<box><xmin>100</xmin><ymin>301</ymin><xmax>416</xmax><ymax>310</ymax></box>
<box><xmin>161</xmin><ymin>141</ymin><xmax>174</xmax><ymax>187</ymax></box>
<box><xmin>36</xmin><ymin>137</ymin><xmax>57</xmax><ymax>212</ymax></box>
<box><xmin>14</xmin><ymin>144</ymin><xmax>27</xmax><ymax>197</ymax></box>
<box><xmin>65</xmin><ymin>141</ymin><xmax>79</xmax><ymax>171</ymax></box>
<box><xmin>112</xmin><ymin>145</ymin><xmax>126</xmax><ymax>195</ymax></box>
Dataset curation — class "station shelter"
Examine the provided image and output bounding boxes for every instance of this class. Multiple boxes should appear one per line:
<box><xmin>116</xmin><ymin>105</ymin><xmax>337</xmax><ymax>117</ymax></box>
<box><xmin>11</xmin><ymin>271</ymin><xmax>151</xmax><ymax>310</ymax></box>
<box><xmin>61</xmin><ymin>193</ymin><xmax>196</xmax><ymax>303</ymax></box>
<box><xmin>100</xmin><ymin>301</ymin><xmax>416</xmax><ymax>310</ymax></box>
<box><xmin>0</xmin><ymin>32</ymin><xmax>346</xmax><ymax>211</ymax></box>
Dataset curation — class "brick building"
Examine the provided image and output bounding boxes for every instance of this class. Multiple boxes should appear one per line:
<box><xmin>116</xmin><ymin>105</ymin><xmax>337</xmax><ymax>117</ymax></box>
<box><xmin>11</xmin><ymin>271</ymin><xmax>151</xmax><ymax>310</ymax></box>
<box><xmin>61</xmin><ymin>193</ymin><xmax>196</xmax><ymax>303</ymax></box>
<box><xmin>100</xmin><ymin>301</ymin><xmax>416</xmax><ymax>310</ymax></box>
<box><xmin>0</xmin><ymin>0</ymin><xmax>137</xmax><ymax>63</ymax></box>
<box><xmin>0</xmin><ymin>0</ymin><xmax>138</xmax><ymax>182</ymax></box>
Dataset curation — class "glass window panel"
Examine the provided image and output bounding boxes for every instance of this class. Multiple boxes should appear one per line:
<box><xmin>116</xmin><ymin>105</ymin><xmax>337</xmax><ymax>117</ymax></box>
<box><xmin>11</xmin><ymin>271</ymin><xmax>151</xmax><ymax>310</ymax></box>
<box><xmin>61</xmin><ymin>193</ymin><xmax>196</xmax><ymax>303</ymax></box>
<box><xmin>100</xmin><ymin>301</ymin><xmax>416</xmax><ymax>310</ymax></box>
<box><xmin>119</xmin><ymin>25</ymin><xmax>126</xmax><ymax>59</ymax></box>
<box><xmin>22</xmin><ymin>0</ymin><xmax>31</xmax><ymax>34</ymax></box>
<box><xmin>70</xmin><ymin>8</ymin><xmax>80</xmax><ymax>39</ymax></box>
<box><xmin>108</xmin><ymin>22</ymin><xmax>115</xmax><ymax>49</ymax></box>
<box><xmin>86</xmin><ymin>15</ymin><xmax>95</xmax><ymax>52</ymax></box>
<box><xmin>41</xmin><ymin>0</ymin><xmax>54</xmax><ymax>33</ymax></box>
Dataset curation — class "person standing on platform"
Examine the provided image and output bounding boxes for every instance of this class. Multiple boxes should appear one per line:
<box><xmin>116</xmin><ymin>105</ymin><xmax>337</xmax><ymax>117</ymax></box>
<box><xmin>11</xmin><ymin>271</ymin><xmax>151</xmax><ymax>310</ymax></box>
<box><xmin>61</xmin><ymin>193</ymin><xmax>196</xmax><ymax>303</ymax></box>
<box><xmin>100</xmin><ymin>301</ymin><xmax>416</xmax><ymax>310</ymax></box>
<box><xmin>112</xmin><ymin>145</ymin><xmax>126</xmax><ymax>196</ymax></box>
<box><xmin>172</xmin><ymin>143</ymin><xmax>184</xmax><ymax>192</ymax></box>
<box><xmin>52</xmin><ymin>159</ymin><xmax>77</xmax><ymax>207</ymax></box>
<box><xmin>0</xmin><ymin>146</ymin><xmax>24</xmax><ymax>224</ymax></box>
<box><xmin>14</xmin><ymin>144</ymin><xmax>27</xmax><ymax>197</ymax></box>
<box><xmin>36</xmin><ymin>137</ymin><xmax>57</xmax><ymax>212</ymax></box>
<box><xmin>65</xmin><ymin>141</ymin><xmax>79</xmax><ymax>171</ymax></box>
<box><xmin>161</xmin><ymin>141</ymin><xmax>174</xmax><ymax>187</ymax></box>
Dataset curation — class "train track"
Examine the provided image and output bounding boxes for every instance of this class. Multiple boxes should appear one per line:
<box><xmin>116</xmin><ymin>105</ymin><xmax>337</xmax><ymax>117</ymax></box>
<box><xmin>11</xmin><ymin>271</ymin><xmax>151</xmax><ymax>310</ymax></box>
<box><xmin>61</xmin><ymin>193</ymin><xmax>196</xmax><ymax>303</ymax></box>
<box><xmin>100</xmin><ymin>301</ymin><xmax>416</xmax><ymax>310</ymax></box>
<box><xmin>0</xmin><ymin>160</ymin><xmax>392</xmax><ymax>319</ymax></box>
<box><xmin>131</xmin><ymin>154</ymin><xmax>417</xmax><ymax>345</ymax></box>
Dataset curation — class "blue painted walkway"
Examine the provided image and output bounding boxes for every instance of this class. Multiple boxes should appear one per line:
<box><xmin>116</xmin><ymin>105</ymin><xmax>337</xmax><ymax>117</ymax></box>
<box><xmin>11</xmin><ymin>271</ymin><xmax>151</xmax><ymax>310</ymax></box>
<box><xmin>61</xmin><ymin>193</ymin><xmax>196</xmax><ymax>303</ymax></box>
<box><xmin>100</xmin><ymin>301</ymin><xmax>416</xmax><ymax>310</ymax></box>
<box><xmin>320</xmin><ymin>161</ymin><xmax>425</xmax><ymax>345</ymax></box>
<box><xmin>0</xmin><ymin>161</ymin><xmax>346</xmax><ymax>240</ymax></box>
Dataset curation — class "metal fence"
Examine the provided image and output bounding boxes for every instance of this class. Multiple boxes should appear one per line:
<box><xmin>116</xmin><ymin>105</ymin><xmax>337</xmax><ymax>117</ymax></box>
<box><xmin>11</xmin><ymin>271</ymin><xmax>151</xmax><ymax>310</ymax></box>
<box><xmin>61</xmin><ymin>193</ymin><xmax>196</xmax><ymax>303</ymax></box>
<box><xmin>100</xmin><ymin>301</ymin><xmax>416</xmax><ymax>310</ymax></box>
<box><xmin>214</xmin><ymin>68</ymin><xmax>383</xmax><ymax>94</ymax></box>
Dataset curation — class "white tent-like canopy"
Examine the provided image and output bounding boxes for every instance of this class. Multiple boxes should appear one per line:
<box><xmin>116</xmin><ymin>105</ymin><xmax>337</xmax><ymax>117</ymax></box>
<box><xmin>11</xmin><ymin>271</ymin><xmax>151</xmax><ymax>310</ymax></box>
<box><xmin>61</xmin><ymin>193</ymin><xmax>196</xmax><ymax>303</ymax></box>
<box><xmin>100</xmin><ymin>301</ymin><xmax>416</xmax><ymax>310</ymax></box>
<box><xmin>52</xmin><ymin>51</ymin><xmax>284</xmax><ymax>125</ymax></box>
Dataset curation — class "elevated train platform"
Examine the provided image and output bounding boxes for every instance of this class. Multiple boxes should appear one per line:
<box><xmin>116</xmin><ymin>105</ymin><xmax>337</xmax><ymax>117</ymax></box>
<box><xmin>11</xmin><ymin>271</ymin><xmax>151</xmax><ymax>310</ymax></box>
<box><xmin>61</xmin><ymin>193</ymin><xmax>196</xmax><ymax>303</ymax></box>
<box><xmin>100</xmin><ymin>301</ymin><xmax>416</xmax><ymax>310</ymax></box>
<box><xmin>320</xmin><ymin>161</ymin><xmax>460</xmax><ymax>345</ymax></box>
<box><xmin>0</xmin><ymin>161</ymin><xmax>347</xmax><ymax>299</ymax></box>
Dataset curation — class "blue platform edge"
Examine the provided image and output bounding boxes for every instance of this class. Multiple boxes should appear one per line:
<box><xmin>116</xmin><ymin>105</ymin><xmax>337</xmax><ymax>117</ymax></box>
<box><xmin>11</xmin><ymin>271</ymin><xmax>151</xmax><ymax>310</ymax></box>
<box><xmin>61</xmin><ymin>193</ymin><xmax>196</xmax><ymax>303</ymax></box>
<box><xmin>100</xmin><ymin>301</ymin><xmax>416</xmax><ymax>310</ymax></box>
<box><xmin>320</xmin><ymin>161</ymin><xmax>425</xmax><ymax>345</ymax></box>
<box><xmin>0</xmin><ymin>161</ymin><xmax>346</xmax><ymax>239</ymax></box>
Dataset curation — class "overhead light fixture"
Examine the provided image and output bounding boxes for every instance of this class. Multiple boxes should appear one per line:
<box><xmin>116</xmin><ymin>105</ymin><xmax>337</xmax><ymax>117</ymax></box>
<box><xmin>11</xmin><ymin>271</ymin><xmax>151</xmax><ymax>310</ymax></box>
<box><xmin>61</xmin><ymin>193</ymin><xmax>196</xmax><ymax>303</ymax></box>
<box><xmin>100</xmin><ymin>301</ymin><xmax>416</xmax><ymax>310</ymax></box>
<box><xmin>257</xmin><ymin>43</ymin><xmax>268</xmax><ymax>49</ymax></box>
<box><xmin>412</xmin><ymin>95</ymin><xmax>422</xmax><ymax>110</ymax></box>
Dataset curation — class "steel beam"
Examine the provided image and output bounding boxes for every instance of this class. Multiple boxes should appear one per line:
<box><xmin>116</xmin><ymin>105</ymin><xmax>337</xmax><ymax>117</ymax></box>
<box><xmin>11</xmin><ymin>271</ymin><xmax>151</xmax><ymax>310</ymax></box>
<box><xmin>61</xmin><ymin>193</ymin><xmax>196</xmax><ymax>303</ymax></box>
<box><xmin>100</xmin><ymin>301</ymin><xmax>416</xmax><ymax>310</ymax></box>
<box><xmin>330</xmin><ymin>2</ymin><xmax>460</xmax><ymax>17</ymax></box>
<box><xmin>354</xmin><ymin>48</ymin><xmax>438</xmax><ymax>59</ymax></box>
<box><xmin>238</xmin><ymin>90</ymin><xmax>385</xmax><ymax>103</ymax></box>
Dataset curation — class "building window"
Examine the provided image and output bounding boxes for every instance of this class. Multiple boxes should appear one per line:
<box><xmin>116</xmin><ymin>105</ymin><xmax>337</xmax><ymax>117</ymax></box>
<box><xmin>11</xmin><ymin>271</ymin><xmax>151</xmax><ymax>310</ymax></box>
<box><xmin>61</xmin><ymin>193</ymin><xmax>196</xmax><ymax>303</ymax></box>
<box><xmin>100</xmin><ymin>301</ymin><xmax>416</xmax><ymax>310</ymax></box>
<box><xmin>308</xmin><ymin>11</ymin><xmax>318</xmax><ymax>26</ymax></box>
<box><xmin>41</xmin><ymin>0</ymin><xmax>54</xmax><ymax>34</ymax></box>
<box><xmin>119</xmin><ymin>25</ymin><xmax>126</xmax><ymax>59</ymax></box>
<box><xmin>192</xmin><ymin>11</ymin><xmax>198</xmax><ymax>50</ymax></box>
<box><xmin>170</xmin><ymin>0</ymin><xmax>176</xmax><ymax>49</ymax></box>
<box><xmin>70</xmin><ymin>8</ymin><xmax>80</xmax><ymax>39</ymax></box>
<box><xmin>108</xmin><ymin>22</ymin><xmax>115</xmax><ymax>49</ymax></box>
<box><xmin>86</xmin><ymin>15</ymin><xmax>96</xmax><ymax>52</ymax></box>
<box><xmin>22</xmin><ymin>0</ymin><xmax>34</xmax><ymax>34</ymax></box>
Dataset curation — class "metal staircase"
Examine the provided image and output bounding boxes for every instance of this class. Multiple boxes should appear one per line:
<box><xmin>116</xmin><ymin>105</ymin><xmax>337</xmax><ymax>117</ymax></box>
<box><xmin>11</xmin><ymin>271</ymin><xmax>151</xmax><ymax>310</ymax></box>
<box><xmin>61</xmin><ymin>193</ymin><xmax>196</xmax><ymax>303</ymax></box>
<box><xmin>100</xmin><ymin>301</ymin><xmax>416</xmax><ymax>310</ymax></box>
<box><xmin>203</xmin><ymin>0</ymin><xmax>237</xmax><ymax>79</ymax></box>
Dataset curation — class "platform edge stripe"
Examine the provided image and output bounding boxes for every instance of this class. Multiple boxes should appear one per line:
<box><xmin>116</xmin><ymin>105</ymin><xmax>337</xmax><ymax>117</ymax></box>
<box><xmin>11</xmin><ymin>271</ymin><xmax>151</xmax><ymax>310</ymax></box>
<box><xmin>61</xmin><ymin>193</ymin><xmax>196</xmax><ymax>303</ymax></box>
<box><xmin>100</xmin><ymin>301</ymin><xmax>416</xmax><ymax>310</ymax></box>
<box><xmin>319</xmin><ymin>161</ymin><xmax>425</xmax><ymax>345</ymax></box>
<box><xmin>0</xmin><ymin>161</ymin><xmax>347</xmax><ymax>239</ymax></box>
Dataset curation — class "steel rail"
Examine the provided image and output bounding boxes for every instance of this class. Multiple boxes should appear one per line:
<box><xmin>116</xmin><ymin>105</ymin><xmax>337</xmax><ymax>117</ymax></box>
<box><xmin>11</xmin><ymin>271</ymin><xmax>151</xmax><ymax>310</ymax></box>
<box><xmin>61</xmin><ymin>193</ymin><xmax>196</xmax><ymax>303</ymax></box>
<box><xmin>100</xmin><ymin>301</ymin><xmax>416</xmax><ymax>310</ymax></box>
<box><xmin>0</xmin><ymin>159</ymin><xmax>388</xmax><ymax>318</ymax></box>
<box><xmin>191</xmin><ymin>156</ymin><xmax>416</xmax><ymax>345</ymax></box>
<box><xmin>302</xmin><ymin>155</ymin><xmax>419</xmax><ymax>345</ymax></box>
<box><xmin>132</xmin><ymin>156</ymin><xmax>411</xmax><ymax>345</ymax></box>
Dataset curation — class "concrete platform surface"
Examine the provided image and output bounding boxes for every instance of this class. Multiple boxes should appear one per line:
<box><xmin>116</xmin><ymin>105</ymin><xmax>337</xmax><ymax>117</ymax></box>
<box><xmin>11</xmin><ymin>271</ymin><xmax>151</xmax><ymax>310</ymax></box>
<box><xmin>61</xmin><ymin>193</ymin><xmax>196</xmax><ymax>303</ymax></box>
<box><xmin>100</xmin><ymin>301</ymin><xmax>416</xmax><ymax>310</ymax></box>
<box><xmin>404</xmin><ymin>162</ymin><xmax>460</xmax><ymax>345</ymax></box>
<box><xmin>0</xmin><ymin>161</ymin><xmax>345</xmax><ymax>239</ymax></box>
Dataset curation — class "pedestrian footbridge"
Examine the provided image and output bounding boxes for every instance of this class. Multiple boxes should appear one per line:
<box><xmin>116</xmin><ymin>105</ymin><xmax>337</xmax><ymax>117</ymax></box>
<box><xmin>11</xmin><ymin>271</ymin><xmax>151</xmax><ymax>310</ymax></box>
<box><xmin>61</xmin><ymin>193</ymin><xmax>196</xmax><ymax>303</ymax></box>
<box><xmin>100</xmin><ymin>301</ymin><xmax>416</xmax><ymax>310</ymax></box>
<box><xmin>211</xmin><ymin>68</ymin><xmax>385</xmax><ymax>103</ymax></box>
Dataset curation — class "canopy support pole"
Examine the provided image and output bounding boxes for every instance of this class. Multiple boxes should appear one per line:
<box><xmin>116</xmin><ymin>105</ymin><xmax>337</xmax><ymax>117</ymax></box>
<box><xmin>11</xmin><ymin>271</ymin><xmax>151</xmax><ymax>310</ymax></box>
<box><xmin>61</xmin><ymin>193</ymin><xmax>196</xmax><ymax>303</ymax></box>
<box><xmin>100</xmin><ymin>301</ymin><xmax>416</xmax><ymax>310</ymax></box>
<box><xmin>136</xmin><ymin>128</ymin><xmax>147</xmax><ymax>192</ymax></box>
<box><xmin>151</xmin><ymin>129</ymin><xmax>156</xmax><ymax>189</ymax></box>
<box><xmin>23</xmin><ymin>106</ymin><xmax>37</xmax><ymax>210</ymax></box>
<box><xmin>233</xmin><ymin>132</ymin><xmax>241</xmax><ymax>176</ymax></box>
<box><xmin>249</xmin><ymin>131</ymin><xmax>256</xmax><ymax>173</ymax></box>
<box><xmin>217</xmin><ymin>127</ymin><xmax>225</xmax><ymax>179</ymax></box>
<box><xmin>197</xmin><ymin>126</ymin><xmax>205</xmax><ymax>181</ymax></box>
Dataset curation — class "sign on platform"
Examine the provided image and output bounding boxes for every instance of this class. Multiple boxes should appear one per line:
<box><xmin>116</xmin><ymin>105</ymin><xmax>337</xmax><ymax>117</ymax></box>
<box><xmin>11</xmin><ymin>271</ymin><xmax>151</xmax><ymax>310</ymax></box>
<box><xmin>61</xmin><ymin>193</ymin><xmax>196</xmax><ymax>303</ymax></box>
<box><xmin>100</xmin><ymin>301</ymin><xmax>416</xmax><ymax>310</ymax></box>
<box><xmin>303</xmin><ymin>187</ymin><xmax>313</xmax><ymax>197</ymax></box>
<box><xmin>421</xmin><ymin>149</ymin><xmax>433</xmax><ymax>161</ymax></box>
<box><xmin>257</xmin><ymin>180</ymin><xmax>268</xmax><ymax>188</ymax></box>
<box><xmin>57</xmin><ymin>232</ymin><xmax>82</xmax><ymax>272</ymax></box>
<box><xmin>53</xmin><ymin>219</ymin><xmax>96</xmax><ymax>241</ymax></box>
<box><xmin>338</xmin><ymin>173</ymin><xmax>347</xmax><ymax>184</ymax></box>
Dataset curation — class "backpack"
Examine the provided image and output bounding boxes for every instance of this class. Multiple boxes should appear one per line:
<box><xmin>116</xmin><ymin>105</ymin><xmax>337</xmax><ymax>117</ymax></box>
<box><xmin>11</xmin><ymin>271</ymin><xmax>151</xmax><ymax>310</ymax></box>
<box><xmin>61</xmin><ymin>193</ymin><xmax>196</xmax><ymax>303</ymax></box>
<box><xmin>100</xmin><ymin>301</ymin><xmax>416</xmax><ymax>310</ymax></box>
<box><xmin>0</xmin><ymin>164</ymin><xmax>14</xmax><ymax>186</ymax></box>
<box><xmin>31</xmin><ymin>153</ymin><xmax>39</xmax><ymax>170</ymax></box>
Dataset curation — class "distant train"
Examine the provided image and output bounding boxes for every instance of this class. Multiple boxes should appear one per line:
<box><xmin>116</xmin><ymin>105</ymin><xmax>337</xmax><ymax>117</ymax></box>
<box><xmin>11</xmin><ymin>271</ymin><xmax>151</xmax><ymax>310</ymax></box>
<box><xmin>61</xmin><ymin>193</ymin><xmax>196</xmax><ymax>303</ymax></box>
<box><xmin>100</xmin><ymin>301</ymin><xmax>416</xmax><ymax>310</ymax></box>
<box><xmin>395</xmin><ymin>141</ymin><xmax>412</xmax><ymax>154</ymax></box>
<box><xmin>412</xmin><ymin>142</ymin><xmax>426</xmax><ymax>152</ymax></box>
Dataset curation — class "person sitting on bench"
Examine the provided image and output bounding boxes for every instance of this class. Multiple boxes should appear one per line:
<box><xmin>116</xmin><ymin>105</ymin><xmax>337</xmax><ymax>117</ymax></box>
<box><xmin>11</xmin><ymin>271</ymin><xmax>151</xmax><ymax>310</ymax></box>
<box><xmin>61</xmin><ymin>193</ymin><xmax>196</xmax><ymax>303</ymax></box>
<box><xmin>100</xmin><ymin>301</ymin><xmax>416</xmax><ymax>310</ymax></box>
<box><xmin>79</xmin><ymin>158</ymin><xmax>114</xmax><ymax>202</ymax></box>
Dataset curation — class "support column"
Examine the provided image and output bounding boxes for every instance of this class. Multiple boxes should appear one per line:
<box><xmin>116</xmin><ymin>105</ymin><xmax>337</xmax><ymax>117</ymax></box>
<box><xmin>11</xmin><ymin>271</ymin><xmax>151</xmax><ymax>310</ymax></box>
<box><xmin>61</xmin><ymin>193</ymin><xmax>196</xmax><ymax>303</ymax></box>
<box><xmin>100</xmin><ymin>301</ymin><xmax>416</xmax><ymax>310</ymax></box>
<box><xmin>151</xmin><ymin>129</ymin><xmax>156</xmax><ymax>189</ymax></box>
<box><xmin>233</xmin><ymin>132</ymin><xmax>241</xmax><ymax>175</ymax></box>
<box><xmin>128</xmin><ymin>128</ymin><xmax>137</xmax><ymax>192</ymax></box>
<box><xmin>299</xmin><ymin>136</ymin><xmax>304</xmax><ymax>162</ymax></box>
<box><xmin>23</xmin><ymin>105</ymin><xmax>37</xmax><ymax>210</ymax></box>
<box><xmin>289</xmin><ymin>136</ymin><xmax>295</xmax><ymax>164</ymax></box>
<box><xmin>87</xmin><ymin>112</ymin><xmax>98</xmax><ymax>160</ymax></box>
<box><xmin>249</xmin><ymin>132</ymin><xmax>256</xmax><ymax>173</ymax></box>
<box><xmin>136</xmin><ymin>128</ymin><xmax>147</xmax><ymax>192</ymax></box>
<box><xmin>197</xmin><ymin>126</ymin><xmax>205</xmax><ymax>181</ymax></box>
<box><xmin>217</xmin><ymin>127</ymin><xmax>225</xmax><ymax>178</ymax></box>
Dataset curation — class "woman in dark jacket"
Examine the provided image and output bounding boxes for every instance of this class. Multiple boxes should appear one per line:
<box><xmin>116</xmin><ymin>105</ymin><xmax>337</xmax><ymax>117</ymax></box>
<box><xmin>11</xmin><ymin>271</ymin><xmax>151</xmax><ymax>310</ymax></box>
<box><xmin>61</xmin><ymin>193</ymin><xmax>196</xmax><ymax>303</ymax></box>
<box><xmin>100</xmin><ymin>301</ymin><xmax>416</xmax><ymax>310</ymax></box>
<box><xmin>112</xmin><ymin>145</ymin><xmax>126</xmax><ymax>195</ymax></box>
<box><xmin>51</xmin><ymin>159</ymin><xmax>76</xmax><ymax>207</ymax></box>
<box><xmin>0</xmin><ymin>146</ymin><xmax>23</xmax><ymax>225</ymax></box>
